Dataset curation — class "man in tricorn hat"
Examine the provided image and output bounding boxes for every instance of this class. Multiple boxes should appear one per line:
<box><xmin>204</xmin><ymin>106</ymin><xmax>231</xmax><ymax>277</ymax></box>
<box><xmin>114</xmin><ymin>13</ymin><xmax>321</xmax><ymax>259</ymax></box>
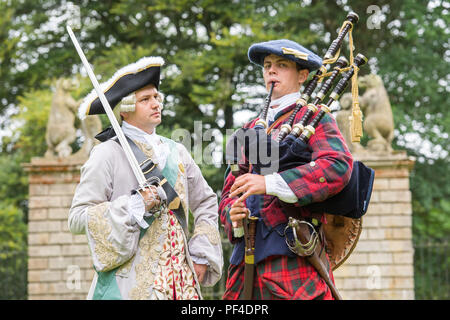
<box><xmin>219</xmin><ymin>40</ymin><xmax>353</xmax><ymax>299</ymax></box>
<box><xmin>69</xmin><ymin>56</ymin><xmax>223</xmax><ymax>300</ymax></box>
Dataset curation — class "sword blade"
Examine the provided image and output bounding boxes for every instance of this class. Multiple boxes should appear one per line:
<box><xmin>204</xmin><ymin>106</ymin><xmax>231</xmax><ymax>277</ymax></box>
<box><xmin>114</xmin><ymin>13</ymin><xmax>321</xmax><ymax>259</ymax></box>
<box><xmin>66</xmin><ymin>25</ymin><xmax>147</xmax><ymax>188</ymax></box>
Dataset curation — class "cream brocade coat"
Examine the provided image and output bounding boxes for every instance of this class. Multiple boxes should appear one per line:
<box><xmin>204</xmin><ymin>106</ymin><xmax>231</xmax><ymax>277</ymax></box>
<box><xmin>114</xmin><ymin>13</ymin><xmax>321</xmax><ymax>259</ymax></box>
<box><xmin>68</xmin><ymin>138</ymin><xmax>223</xmax><ymax>300</ymax></box>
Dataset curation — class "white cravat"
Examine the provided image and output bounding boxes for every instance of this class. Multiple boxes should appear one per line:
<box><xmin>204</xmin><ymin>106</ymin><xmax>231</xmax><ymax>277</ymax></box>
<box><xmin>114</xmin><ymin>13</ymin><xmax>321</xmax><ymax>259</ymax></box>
<box><xmin>266</xmin><ymin>92</ymin><xmax>300</xmax><ymax>123</ymax></box>
<box><xmin>122</xmin><ymin>121</ymin><xmax>169</xmax><ymax>170</ymax></box>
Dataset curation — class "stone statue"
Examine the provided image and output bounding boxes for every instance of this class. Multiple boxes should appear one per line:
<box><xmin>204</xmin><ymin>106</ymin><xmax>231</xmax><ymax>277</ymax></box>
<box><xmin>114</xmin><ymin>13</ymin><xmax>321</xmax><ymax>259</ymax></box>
<box><xmin>44</xmin><ymin>78</ymin><xmax>80</xmax><ymax>158</ymax></box>
<box><xmin>72</xmin><ymin>114</ymin><xmax>102</xmax><ymax>159</ymax></box>
<box><xmin>336</xmin><ymin>92</ymin><xmax>365</xmax><ymax>153</ymax></box>
<box><xmin>358</xmin><ymin>74</ymin><xmax>394</xmax><ymax>153</ymax></box>
<box><xmin>44</xmin><ymin>78</ymin><xmax>101</xmax><ymax>159</ymax></box>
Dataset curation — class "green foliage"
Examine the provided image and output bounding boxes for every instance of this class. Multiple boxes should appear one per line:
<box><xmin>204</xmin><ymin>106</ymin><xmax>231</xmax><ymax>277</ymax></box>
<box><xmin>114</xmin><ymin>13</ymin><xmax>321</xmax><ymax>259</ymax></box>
<box><xmin>9</xmin><ymin>86</ymin><xmax>52</xmax><ymax>158</ymax></box>
<box><xmin>0</xmin><ymin>154</ymin><xmax>29</xmax><ymax>216</ymax></box>
<box><xmin>414</xmin><ymin>237</ymin><xmax>450</xmax><ymax>300</ymax></box>
<box><xmin>0</xmin><ymin>203</ymin><xmax>27</xmax><ymax>299</ymax></box>
<box><xmin>0</xmin><ymin>203</ymin><xmax>27</xmax><ymax>255</ymax></box>
<box><xmin>411</xmin><ymin>158</ymin><xmax>450</xmax><ymax>239</ymax></box>
<box><xmin>0</xmin><ymin>85</ymin><xmax>53</xmax><ymax>223</ymax></box>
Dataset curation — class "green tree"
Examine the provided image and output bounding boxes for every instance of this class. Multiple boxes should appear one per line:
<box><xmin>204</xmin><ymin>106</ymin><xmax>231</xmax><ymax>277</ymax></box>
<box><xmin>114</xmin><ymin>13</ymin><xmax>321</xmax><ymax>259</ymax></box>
<box><xmin>0</xmin><ymin>203</ymin><xmax>27</xmax><ymax>299</ymax></box>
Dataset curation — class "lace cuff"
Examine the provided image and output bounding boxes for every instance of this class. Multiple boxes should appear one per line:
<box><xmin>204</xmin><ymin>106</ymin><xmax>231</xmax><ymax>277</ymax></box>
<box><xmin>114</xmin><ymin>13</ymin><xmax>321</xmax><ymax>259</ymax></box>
<box><xmin>128</xmin><ymin>193</ymin><xmax>149</xmax><ymax>229</ymax></box>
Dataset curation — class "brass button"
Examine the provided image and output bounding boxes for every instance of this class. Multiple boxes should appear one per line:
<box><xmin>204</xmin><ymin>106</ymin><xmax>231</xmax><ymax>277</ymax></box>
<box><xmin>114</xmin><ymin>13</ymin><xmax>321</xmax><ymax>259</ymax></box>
<box><xmin>319</xmin><ymin>177</ymin><xmax>325</xmax><ymax>183</ymax></box>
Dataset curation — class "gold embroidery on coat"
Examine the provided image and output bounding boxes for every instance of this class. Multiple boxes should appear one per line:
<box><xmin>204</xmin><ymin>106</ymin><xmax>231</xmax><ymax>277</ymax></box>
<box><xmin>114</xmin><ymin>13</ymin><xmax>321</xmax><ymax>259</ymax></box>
<box><xmin>87</xmin><ymin>202</ymin><xmax>120</xmax><ymax>271</ymax></box>
<box><xmin>129</xmin><ymin>209</ymin><xmax>167</xmax><ymax>300</ymax></box>
<box><xmin>168</xmin><ymin>197</ymin><xmax>181</xmax><ymax>210</ymax></box>
<box><xmin>116</xmin><ymin>255</ymin><xmax>134</xmax><ymax>277</ymax></box>
<box><xmin>134</xmin><ymin>140</ymin><xmax>155</xmax><ymax>160</ymax></box>
<box><xmin>129</xmin><ymin>208</ymin><xmax>199</xmax><ymax>300</ymax></box>
<box><xmin>174</xmin><ymin>169</ymin><xmax>188</xmax><ymax>219</ymax></box>
<box><xmin>192</xmin><ymin>222</ymin><xmax>221</xmax><ymax>246</ymax></box>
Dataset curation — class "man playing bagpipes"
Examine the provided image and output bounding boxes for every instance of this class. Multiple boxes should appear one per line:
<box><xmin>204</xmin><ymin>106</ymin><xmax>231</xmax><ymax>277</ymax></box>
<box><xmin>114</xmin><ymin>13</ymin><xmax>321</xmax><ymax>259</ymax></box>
<box><xmin>68</xmin><ymin>55</ymin><xmax>223</xmax><ymax>300</ymax></box>
<box><xmin>219</xmin><ymin>12</ymin><xmax>374</xmax><ymax>300</ymax></box>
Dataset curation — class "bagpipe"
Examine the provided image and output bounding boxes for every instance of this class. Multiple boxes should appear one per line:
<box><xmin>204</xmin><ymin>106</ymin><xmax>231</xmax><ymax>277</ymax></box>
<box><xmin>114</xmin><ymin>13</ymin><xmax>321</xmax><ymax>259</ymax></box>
<box><xmin>226</xmin><ymin>11</ymin><xmax>374</xmax><ymax>220</ymax></box>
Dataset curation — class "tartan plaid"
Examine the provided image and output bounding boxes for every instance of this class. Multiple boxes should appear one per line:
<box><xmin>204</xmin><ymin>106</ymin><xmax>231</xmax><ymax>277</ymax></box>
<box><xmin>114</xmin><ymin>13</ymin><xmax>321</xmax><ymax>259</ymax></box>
<box><xmin>219</xmin><ymin>103</ymin><xmax>353</xmax><ymax>241</ymax></box>
<box><xmin>222</xmin><ymin>254</ymin><xmax>335</xmax><ymax>300</ymax></box>
<box><xmin>219</xmin><ymin>103</ymin><xmax>351</xmax><ymax>300</ymax></box>
<box><xmin>277</xmin><ymin>108</ymin><xmax>353</xmax><ymax>208</ymax></box>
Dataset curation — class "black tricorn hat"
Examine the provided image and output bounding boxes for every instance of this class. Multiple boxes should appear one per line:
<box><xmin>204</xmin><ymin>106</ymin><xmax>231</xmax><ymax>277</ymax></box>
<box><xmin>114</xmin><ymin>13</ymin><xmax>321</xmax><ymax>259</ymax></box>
<box><xmin>78</xmin><ymin>56</ymin><xmax>164</xmax><ymax>119</ymax></box>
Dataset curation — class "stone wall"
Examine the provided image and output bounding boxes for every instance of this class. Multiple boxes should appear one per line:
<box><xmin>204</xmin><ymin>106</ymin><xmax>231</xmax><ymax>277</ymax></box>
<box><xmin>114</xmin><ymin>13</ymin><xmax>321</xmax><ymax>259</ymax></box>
<box><xmin>333</xmin><ymin>151</ymin><xmax>416</xmax><ymax>299</ymax></box>
<box><xmin>24</xmin><ymin>157</ymin><xmax>93</xmax><ymax>300</ymax></box>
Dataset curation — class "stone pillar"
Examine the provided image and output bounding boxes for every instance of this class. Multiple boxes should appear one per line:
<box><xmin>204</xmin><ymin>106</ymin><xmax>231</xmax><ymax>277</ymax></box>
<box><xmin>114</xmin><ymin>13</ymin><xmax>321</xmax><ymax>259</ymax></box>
<box><xmin>333</xmin><ymin>151</ymin><xmax>416</xmax><ymax>299</ymax></box>
<box><xmin>23</xmin><ymin>157</ymin><xmax>93</xmax><ymax>299</ymax></box>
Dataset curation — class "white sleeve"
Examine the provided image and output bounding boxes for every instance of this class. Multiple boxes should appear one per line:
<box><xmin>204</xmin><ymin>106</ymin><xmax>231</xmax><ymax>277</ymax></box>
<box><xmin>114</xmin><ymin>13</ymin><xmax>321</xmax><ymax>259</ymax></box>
<box><xmin>265</xmin><ymin>172</ymin><xmax>298</xmax><ymax>203</ymax></box>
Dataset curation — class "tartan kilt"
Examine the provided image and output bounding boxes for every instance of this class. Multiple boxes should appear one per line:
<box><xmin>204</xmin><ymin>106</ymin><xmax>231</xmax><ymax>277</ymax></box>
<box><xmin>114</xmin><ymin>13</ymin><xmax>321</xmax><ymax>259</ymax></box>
<box><xmin>222</xmin><ymin>254</ymin><xmax>335</xmax><ymax>300</ymax></box>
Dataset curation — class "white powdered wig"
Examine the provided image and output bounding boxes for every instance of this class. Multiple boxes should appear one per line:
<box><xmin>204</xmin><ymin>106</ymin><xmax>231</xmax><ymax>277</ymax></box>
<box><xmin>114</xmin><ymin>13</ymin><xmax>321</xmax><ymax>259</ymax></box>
<box><xmin>78</xmin><ymin>56</ymin><xmax>165</xmax><ymax>120</ymax></box>
<box><xmin>118</xmin><ymin>93</ymin><xmax>136</xmax><ymax>112</ymax></box>
<box><xmin>157</xmin><ymin>92</ymin><xmax>165</xmax><ymax>109</ymax></box>
<box><xmin>118</xmin><ymin>90</ymin><xmax>165</xmax><ymax>113</ymax></box>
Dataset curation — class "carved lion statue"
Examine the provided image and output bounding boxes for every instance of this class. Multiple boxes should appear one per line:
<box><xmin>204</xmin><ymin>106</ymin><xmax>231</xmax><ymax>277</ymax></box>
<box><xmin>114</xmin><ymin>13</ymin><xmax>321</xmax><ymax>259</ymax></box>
<box><xmin>72</xmin><ymin>114</ymin><xmax>102</xmax><ymax>159</ymax></box>
<box><xmin>44</xmin><ymin>78</ymin><xmax>101</xmax><ymax>159</ymax></box>
<box><xmin>358</xmin><ymin>74</ymin><xmax>394</xmax><ymax>153</ymax></box>
<box><xmin>44</xmin><ymin>78</ymin><xmax>80</xmax><ymax>158</ymax></box>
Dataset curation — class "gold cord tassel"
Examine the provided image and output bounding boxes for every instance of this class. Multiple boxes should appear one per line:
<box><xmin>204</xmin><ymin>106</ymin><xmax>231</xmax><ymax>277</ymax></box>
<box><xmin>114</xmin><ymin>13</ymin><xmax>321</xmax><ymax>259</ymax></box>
<box><xmin>347</xmin><ymin>23</ymin><xmax>363</xmax><ymax>142</ymax></box>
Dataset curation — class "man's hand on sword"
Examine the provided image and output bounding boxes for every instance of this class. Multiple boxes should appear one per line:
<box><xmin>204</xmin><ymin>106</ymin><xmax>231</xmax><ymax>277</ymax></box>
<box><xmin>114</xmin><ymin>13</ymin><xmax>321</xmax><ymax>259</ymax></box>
<box><xmin>139</xmin><ymin>186</ymin><xmax>161</xmax><ymax>212</ymax></box>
